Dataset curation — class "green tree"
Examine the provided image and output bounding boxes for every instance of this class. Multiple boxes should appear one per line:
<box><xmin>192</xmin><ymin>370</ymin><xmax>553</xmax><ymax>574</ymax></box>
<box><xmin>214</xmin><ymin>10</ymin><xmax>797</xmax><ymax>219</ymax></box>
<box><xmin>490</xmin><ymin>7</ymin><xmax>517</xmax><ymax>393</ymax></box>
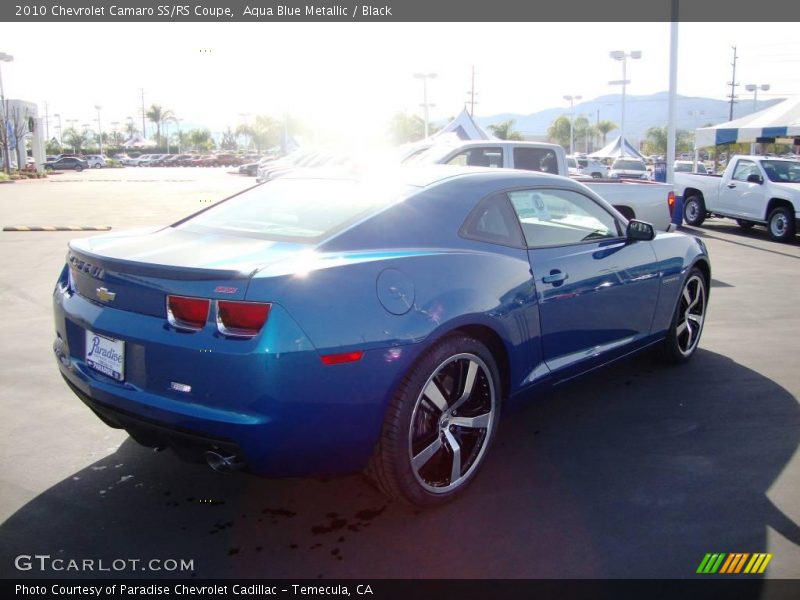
<box><xmin>145</xmin><ymin>104</ymin><xmax>175</xmax><ymax>144</ymax></box>
<box><xmin>62</xmin><ymin>128</ymin><xmax>91</xmax><ymax>154</ymax></box>
<box><xmin>388</xmin><ymin>112</ymin><xmax>426</xmax><ymax>145</ymax></box>
<box><xmin>488</xmin><ymin>119</ymin><xmax>523</xmax><ymax>141</ymax></box>
<box><xmin>546</xmin><ymin>116</ymin><xmax>572</xmax><ymax>148</ymax></box>
<box><xmin>643</xmin><ymin>126</ymin><xmax>694</xmax><ymax>156</ymax></box>
<box><xmin>124</xmin><ymin>121</ymin><xmax>139</xmax><ymax>139</ymax></box>
<box><xmin>595</xmin><ymin>120</ymin><xmax>617</xmax><ymax>146</ymax></box>
<box><xmin>572</xmin><ymin>116</ymin><xmax>591</xmax><ymax>152</ymax></box>
<box><xmin>236</xmin><ymin>115</ymin><xmax>282</xmax><ymax>152</ymax></box>
<box><xmin>46</xmin><ymin>138</ymin><xmax>63</xmax><ymax>155</ymax></box>
<box><xmin>220</xmin><ymin>127</ymin><xmax>239</xmax><ymax>151</ymax></box>
<box><xmin>187</xmin><ymin>128</ymin><xmax>215</xmax><ymax>152</ymax></box>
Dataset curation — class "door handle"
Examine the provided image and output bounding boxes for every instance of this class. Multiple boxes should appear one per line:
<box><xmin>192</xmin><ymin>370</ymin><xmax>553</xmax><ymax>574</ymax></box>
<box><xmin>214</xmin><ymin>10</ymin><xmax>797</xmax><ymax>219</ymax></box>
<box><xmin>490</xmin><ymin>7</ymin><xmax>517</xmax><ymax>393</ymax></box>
<box><xmin>727</xmin><ymin>183</ymin><xmax>736</xmax><ymax>188</ymax></box>
<box><xmin>542</xmin><ymin>270</ymin><xmax>569</xmax><ymax>284</ymax></box>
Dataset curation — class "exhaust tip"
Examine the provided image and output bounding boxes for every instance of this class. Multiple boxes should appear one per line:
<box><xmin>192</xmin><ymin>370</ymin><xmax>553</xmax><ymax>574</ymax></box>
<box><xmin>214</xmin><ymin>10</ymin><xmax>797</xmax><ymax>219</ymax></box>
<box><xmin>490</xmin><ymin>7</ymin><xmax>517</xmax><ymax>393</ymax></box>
<box><xmin>204</xmin><ymin>450</ymin><xmax>245</xmax><ymax>473</ymax></box>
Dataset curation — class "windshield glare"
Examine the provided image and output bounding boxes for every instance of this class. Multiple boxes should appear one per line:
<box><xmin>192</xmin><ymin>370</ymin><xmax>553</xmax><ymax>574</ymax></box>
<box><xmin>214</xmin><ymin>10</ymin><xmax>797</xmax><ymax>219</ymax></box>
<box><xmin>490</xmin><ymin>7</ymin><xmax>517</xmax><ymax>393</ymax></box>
<box><xmin>180</xmin><ymin>178</ymin><xmax>415</xmax><ymax>241</ymax></box>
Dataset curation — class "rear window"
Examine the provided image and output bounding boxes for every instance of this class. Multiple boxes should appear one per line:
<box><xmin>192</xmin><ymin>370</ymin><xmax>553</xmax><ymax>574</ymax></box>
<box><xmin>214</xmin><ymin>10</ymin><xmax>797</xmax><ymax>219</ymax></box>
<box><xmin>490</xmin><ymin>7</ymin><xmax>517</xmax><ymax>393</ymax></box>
<box><xmin>178</xmin><ymin>178</ymin><xmax>415</xmax><ymax>242</ymax></box>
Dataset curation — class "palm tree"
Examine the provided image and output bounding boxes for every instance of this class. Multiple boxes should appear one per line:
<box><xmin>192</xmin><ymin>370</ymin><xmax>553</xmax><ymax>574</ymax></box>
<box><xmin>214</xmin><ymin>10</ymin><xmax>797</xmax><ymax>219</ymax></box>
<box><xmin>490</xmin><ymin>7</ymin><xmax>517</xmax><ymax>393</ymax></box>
<box><xmin>220</xmin><ymin>127</ymin><xmax>238</xmax><ymax>151</ymax></box>
<box><xmin>388</xmin><ymin>112</ymin><xmax>426</xmax><ymax>145</ymax></box>
<box><xmin>62</xmin><ymin>128</ymin><xmax>91</xmax><ymax>154</ymax></box>
<box><xmin>595</xmin><ymin>120</ymin><xmax>618</xmax><ymax>146</ymax></box>
<box><xmin>237</xmin><ymin>115</ymin><xmax>282</xmax><ymax>152</ymax></box>
<box><xmin>145</xmin><ymin>104</ymin><xmax>175</xmax><ymax>144</ymax></box>
<box><xmin>572</xmin><ymin>116</ymin><xmax>591</xmax><ymax>152</ymax></box>
<box><xmin>488</xmin><ymin>119</ymin><xmax>523</xmax><ymax>141</ymax></box>
<box><xmin>546</xmin><ymin>116</ymin><xmax>572</xmax><ymax>148</ymax></box>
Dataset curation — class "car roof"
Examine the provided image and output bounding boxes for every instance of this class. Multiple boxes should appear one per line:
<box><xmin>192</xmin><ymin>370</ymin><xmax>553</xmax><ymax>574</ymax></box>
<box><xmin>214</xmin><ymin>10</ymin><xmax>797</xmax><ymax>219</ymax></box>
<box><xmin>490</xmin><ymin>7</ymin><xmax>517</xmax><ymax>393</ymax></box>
<box><xmin>281</xmin><ymin>164</ymin><xmax>584</xmax><ymax>190</ymax></box>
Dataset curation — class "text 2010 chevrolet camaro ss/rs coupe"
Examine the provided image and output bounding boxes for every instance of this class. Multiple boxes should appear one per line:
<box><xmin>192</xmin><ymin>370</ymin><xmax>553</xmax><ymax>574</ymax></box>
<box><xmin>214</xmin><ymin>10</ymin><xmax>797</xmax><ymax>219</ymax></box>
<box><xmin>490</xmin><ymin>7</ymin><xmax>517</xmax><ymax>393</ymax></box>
<box><xmin>53</xmin><ymin>167</ymin><xmax>709</xmax><ymax>507</ymax></box>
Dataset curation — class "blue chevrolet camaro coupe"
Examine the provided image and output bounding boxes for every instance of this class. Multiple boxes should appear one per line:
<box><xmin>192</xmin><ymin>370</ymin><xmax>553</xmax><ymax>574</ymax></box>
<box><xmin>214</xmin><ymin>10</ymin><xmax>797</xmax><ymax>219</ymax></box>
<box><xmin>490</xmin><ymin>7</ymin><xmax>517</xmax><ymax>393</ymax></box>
<box><xmin>53</xmin><ymin>167</ymin><xmax>710</xmax><ymax>507</ymax></box>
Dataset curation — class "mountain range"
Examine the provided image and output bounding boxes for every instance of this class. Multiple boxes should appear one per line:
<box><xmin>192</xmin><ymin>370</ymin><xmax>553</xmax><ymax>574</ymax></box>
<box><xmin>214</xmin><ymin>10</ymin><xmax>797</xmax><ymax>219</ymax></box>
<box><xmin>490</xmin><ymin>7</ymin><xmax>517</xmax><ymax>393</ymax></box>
<box><xmin>471</xmin><ymin>92</ymin><xmax>781</xmax><ymax>143</ymax></box>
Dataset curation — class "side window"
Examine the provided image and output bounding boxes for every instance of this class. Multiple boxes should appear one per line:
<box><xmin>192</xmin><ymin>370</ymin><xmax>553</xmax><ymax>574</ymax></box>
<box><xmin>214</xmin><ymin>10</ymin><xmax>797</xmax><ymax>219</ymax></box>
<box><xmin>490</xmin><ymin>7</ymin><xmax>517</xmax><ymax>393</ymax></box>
<box><xmin>513</xmin><ymin>147</ymin><xmax>560</xmax><ymax>174</ymax></box>
<box><xmin>446</xmin><ymin>147</ymin><xmax>503</xmax><ymax>168</ymax></box>
<box><xmin>508</xmin><ymin>188</ymin><xmax>622</xmax><ymax>248</ymax></box>
<box><xmin>460</xmin><ymin>193</ymin><xmax>525</xmax><ymax>248</ymax></box>
<box><xmin>732</xmin><ymin>160</ymin><xmax>757</xmax><ymax>182</ymax></box>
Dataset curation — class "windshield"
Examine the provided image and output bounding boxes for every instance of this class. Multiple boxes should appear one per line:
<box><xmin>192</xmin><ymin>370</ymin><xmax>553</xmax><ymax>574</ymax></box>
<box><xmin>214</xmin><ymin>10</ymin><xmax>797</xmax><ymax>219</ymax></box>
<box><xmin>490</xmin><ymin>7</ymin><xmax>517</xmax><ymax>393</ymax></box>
<box><xmin>179</xmin><ymin>178</ymin><xmax>416</xmax><ymax>242</ymax></box>
<box><xmin>566</xmin><ymin>158</ymin><xmax>577</xmax><ymax>168</ymax></box>
<box><xmin>613</xmin><ymin>159</ymin><xmax>645</xmax><ymax>171</ymax></box>
<box><xmin>761</xmin><ymin>160</ymin><xmax>800</xmax><ymax>183</ymax></box>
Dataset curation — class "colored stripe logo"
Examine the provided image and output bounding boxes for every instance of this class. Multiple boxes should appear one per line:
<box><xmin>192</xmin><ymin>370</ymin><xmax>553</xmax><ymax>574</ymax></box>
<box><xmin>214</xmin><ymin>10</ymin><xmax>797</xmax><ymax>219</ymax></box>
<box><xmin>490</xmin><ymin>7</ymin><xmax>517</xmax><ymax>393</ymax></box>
<box><xmin>696</xmin><ymin>553</ymin><xmax>773</xmax><ymax>574</ymax></box>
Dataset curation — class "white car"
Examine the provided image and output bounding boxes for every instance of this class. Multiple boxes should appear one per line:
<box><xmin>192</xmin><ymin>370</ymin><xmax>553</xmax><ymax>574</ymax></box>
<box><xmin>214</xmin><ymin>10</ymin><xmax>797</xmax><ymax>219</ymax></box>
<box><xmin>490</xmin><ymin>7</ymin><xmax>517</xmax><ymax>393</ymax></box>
<box><xmin>609</xmin><ymin>157</ymin><xmax>648</xmax><ymax>180</ymax></box>
<box><xmin>674</xmin><ymin>160</ymin><xmax>708</xmax><ymax>174</ymax></box>
<box><xmin>576</xmin><ymin>157</ymin><xmax>609</xmax><ymax>178</ymax></box>
<box><xmin>84</xmin><ymin>155</ymin><xmax>107</xmax><ymax>169</ymax></box>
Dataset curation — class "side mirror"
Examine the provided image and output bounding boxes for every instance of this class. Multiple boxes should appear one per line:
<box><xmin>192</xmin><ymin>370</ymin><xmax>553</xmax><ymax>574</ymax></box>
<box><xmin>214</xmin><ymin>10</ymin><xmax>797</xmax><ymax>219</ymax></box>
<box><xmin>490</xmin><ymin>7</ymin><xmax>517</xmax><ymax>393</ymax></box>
<box><xmin>626</xmin><ymin>219</ymin><xmax>655</xmax><ymax>241</ymax></box>
<box><xmin>746</xmin><ymin>173</ymin><xmax>763</xmax><ymax>184</ymax></box>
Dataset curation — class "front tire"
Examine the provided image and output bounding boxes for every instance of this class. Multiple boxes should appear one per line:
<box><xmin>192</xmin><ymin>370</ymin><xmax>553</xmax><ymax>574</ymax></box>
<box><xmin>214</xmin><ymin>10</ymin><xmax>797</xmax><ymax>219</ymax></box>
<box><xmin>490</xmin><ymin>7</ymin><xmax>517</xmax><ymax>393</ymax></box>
<box><xmin>767</xmin><ymin>207</ymin><xmax>796</xmax><ymax>242</ymax></box>
<box><xmin>74</xmin><ymin>165</ymin><xmax>83</xmax><ymax>172</ymax></box>
<box><xmin>366</xmin><ymin>335</ymin><xmax>501</xmax><ymax>507</ymax></box>
<box><xmin>683</xmin><ymin>195</ymin><xmax>706</xmax><ymax>226</ymax></box>
<box><xmin>661</xmin><ymin>268</ymin><xmax>708</xmax><ymax>364</ymax></box>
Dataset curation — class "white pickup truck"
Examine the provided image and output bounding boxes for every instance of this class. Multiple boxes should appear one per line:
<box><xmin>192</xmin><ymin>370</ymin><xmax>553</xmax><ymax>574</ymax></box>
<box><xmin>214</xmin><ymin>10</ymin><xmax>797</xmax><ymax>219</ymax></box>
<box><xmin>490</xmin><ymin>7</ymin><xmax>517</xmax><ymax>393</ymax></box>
<box><xmin>403</xmin><ymin>140</ymin><xmax>675</xmax><ymax>231</ymax></box>
<box><xmin>675</xmin><ymin>155</ymin><xmax>800</xmax><ymax>242</ymax></box>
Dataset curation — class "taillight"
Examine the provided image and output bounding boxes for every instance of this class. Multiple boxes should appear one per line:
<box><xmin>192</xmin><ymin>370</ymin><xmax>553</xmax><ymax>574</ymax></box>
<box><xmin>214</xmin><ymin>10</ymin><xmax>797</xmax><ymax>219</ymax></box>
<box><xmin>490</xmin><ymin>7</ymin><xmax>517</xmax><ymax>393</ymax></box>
<box><xmin>668</xmin><ymin>191</ymin><xmax>676</xmax><ymax>217</ymax></box>
<box><xmin>167</xmin><ymin>295</ymin><xmax>210</xmax><ymax>331</ymax></box>
<box><xmin>321</xmin><ymin>351</ymin><xmax>364</xmax><ymax>365</ymax></box>
<box><xmin>217</xmin><ymin>301</ymin><xmax>271</xmax><ymax>337</ymax></box>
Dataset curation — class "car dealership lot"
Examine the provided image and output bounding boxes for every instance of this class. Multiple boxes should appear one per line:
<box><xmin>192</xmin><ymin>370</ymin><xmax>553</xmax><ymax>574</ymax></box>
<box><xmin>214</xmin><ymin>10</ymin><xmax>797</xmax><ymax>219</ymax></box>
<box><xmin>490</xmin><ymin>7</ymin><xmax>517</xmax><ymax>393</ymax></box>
<box><xmin>0</xmin><ymin>169</ymin><xmax>798</xmax><ymax>579</ymax></box>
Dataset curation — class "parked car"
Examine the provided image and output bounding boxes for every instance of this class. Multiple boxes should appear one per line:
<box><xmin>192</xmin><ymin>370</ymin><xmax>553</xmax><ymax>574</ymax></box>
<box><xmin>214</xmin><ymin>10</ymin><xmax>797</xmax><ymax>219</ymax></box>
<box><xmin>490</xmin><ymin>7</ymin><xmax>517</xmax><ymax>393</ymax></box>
<box><xmin>44</xmin><ymin>157</ymin><xmax>89</xmax><ymax>172</ymax></box>
<box><xmin>674</xmin><ymin>160</ymin><xmax>708</xmax><ymax>174</ymax></box>
<box><xmin>676</xmin><ymin>154</ymin><xmax>800</xmax><ymax>242</ymax></box>
<box><xmin>139</xmin><ymin>154</ymin><xmax>169</xmax><ymax>167</ymax></box>
<box><xmin>575</xmin><ymin>157</ymin><xmax>609</xmax><ymax>178</ymax></box>
<box><xmin>149</xmin><ymin>154</ymin><xmax>176</xmax><ymax>167</ymax></box>
<box><xmin>404</xmin><ymin>140</ymin><xmax>674</xmax><ymax>231</ymax></box>
<box><xmin>162</xmin><ymin>154</ymin><xmax>191</xmax><ymax>167</ymax></box>
<box><xmin>130</xmin><ymin>154</ymin><xmax>153</xmax><ymax>167</ymax></box>
<box><xmin>609</xmin><ymin>157</ymin><xmax>649</xmax><ymax>180</ymax></box>
<box><xmin>53</xmin><ymin>167</ymin><xmax>710</xmax><ymax>507</ymax></box>
<box><xmin>84</xmin><ymin>155</ymin><xmax>107</xmax><ymax>169</ymax></box>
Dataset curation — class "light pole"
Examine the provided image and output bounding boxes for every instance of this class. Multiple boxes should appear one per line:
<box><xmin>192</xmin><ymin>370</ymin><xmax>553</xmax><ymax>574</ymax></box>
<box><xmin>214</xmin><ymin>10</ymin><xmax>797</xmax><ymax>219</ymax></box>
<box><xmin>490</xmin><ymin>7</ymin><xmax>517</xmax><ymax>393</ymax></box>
<box><xmin>413</xmin><ymin>72</ymin><xmax>437</xmax><ymax>138</ymax></box>
<box><xmin>0</xmin><ymin>52</ymin><xmax>14</xmax><ymax>174</ymax></box>
<box><xmin>54</xmin><ymin>113</ymin><xmax>62</xmax><ymax>145</ymax></box>
<box><xmin>563</xmin><ymin>94</ymin><xmax>582</xmax><ymax>155</ymax></box>
<box><xmin>745</xmin><ymin>83</ymin><xmax>770</xmax><ymax>155</ymax></box>
<box><xmin>111</xmin><ymin>121</ymin><xmax>120</xmax><ymax>148</ymax></box>
<box><xmin>609</xmin><ymin>50</ymin><xmax>642</xmax><ymax>157</ymax></box>
<box><xmin>176</xmin><ymin>118</ymin><xmax>184</xmax><ymax>153</ymax></box>
<box><xmin>94</xmin><ymin>105</ymin><xmax>103</xmax><ymax>155</ymax></box>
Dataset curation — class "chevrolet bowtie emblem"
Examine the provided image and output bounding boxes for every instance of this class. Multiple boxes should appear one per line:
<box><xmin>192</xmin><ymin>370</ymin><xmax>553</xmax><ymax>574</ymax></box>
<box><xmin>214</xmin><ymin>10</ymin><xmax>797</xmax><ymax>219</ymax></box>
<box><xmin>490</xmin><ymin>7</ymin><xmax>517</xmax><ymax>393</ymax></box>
<box><xmin>95</xmin><ymin>287</ymin><xmax>116</xmax><ymax>303</ymax></box>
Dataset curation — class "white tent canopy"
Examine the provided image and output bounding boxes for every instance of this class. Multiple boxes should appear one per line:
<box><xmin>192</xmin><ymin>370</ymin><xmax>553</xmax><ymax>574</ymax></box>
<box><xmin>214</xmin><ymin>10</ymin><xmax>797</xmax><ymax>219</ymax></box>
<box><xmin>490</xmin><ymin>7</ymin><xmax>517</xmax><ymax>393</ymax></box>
<box><xmin>433</xmin><ymin>108</ymin><xmax>496</xmax><ymax>141</ymax></box>
<box><xmin>588</xmin><ymin>135</ymin><xmax>645</xmax><ymax>160</ymax></box>
<box><xmin>694</xmin><ymin>96</ymin><xmax>800</xmax><ymax>148</ymax></box>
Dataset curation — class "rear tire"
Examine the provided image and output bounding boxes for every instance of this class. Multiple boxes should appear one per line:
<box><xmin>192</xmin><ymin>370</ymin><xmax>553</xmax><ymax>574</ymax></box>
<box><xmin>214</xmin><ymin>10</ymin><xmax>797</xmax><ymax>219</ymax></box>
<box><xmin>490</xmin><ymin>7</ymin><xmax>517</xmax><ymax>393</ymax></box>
<box><xmin>767</xmin><ymin>206</ymin><xmax>796</xmax><ymax>242</ymax></box>
<box><xmin>75</xmin><ymin>165</ymin><xmax>83</xmax><ymax>172</ymax></box>
<box><xmin>683</xmin><ymin>195</ymin><xmax>706</xmax><ymax>226</ymax></box>
<box><xmin>661</xmin><ymin>268</ymin><xmax>707</xmax><ymax>364</ymax></box>
<box><xmin>366</xmin><ymin>335</ymin><xmax>501</xmax><ymax>508</ymax></box>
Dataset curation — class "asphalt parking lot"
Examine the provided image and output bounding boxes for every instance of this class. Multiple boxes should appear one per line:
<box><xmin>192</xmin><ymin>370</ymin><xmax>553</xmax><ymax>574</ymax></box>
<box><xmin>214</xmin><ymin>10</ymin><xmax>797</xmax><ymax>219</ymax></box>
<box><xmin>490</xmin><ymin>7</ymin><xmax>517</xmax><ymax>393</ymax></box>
<box><xmin>0</xmin><ymin>168</ymin><xmax>798</xmax><ymax>580</ymax></box>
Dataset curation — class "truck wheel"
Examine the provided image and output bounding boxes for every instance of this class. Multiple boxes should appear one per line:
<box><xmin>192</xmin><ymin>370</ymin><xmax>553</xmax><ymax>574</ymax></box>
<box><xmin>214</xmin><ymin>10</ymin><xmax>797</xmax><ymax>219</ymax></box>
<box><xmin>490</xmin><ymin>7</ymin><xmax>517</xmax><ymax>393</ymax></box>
<box><xmin>767</xmin><ymin>207</ymin><xmax>796</xmax><ymax>242</ymax></box>
<box><xmin>683</xmin><ymin>195</ymin><xmax>706</xmax><ymax>226</ymax></box>
<box><xmin>736</xmin><ymin>219</ymin><xmax>755</xmax><ymax>230</ymax></box>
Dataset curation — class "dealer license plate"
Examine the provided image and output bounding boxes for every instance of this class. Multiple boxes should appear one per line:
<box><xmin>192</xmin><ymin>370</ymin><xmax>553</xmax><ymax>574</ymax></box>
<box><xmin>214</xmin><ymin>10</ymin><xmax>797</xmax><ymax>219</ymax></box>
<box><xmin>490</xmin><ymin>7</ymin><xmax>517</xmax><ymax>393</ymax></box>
<box><xmin>85</xmin><ymin>330</ymin><xmax>125</xmax><ymax>381</ymax></box>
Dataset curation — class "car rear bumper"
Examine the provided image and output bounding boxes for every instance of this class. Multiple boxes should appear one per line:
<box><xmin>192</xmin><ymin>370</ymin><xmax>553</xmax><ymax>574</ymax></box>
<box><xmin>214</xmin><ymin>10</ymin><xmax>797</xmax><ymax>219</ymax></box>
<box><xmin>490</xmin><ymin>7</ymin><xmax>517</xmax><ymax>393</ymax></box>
<box><xmin>53</xmin><ymin>282</ymin><xmax>421</xmax><ymax>477</ymax></box>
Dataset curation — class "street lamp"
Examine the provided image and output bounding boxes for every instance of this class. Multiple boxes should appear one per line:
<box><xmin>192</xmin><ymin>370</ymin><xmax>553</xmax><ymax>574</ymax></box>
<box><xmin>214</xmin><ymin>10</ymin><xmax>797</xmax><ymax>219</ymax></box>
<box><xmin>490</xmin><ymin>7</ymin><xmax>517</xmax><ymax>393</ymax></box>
<box><xmin>609</xmin><ymin>50</ymin><xmax>642</xmax><ymax>156</ymax></box>
<box><xmin>176</xmin><ymin>118</ymin><xmax>184</xmax><ymax>154</ymax></box>
<box><xmin>563</xmin><ymin>94</ymin><xmax>582</xmax><ymax>155</ymax></box>
<box><xmin>745</xmin><ymin>84</ymin><xmax>770</xmax><ymax>155</ymax></box>
<box><xmin>0</xmin><ymin>52</ymin><xmax>14</xmax><ymax>174</ymax></box>
<box><xmin>111</xmin><ymin>121</ymin><xmax>120</xmax><ymax>148</ymax></box>
<box><xmin>413</xmin><ymin>72</ymin><xmax>437</xmax><ymax>138</ymax></box>
<box><xmin>94</xmin><ymin>105</ymin><xmax>103</xmax><ymax>155</ymax></box>
<box><xmin>54</xmin><ymin>113</ymin><xmax>62</xmax><ymax>145</ymax></box>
